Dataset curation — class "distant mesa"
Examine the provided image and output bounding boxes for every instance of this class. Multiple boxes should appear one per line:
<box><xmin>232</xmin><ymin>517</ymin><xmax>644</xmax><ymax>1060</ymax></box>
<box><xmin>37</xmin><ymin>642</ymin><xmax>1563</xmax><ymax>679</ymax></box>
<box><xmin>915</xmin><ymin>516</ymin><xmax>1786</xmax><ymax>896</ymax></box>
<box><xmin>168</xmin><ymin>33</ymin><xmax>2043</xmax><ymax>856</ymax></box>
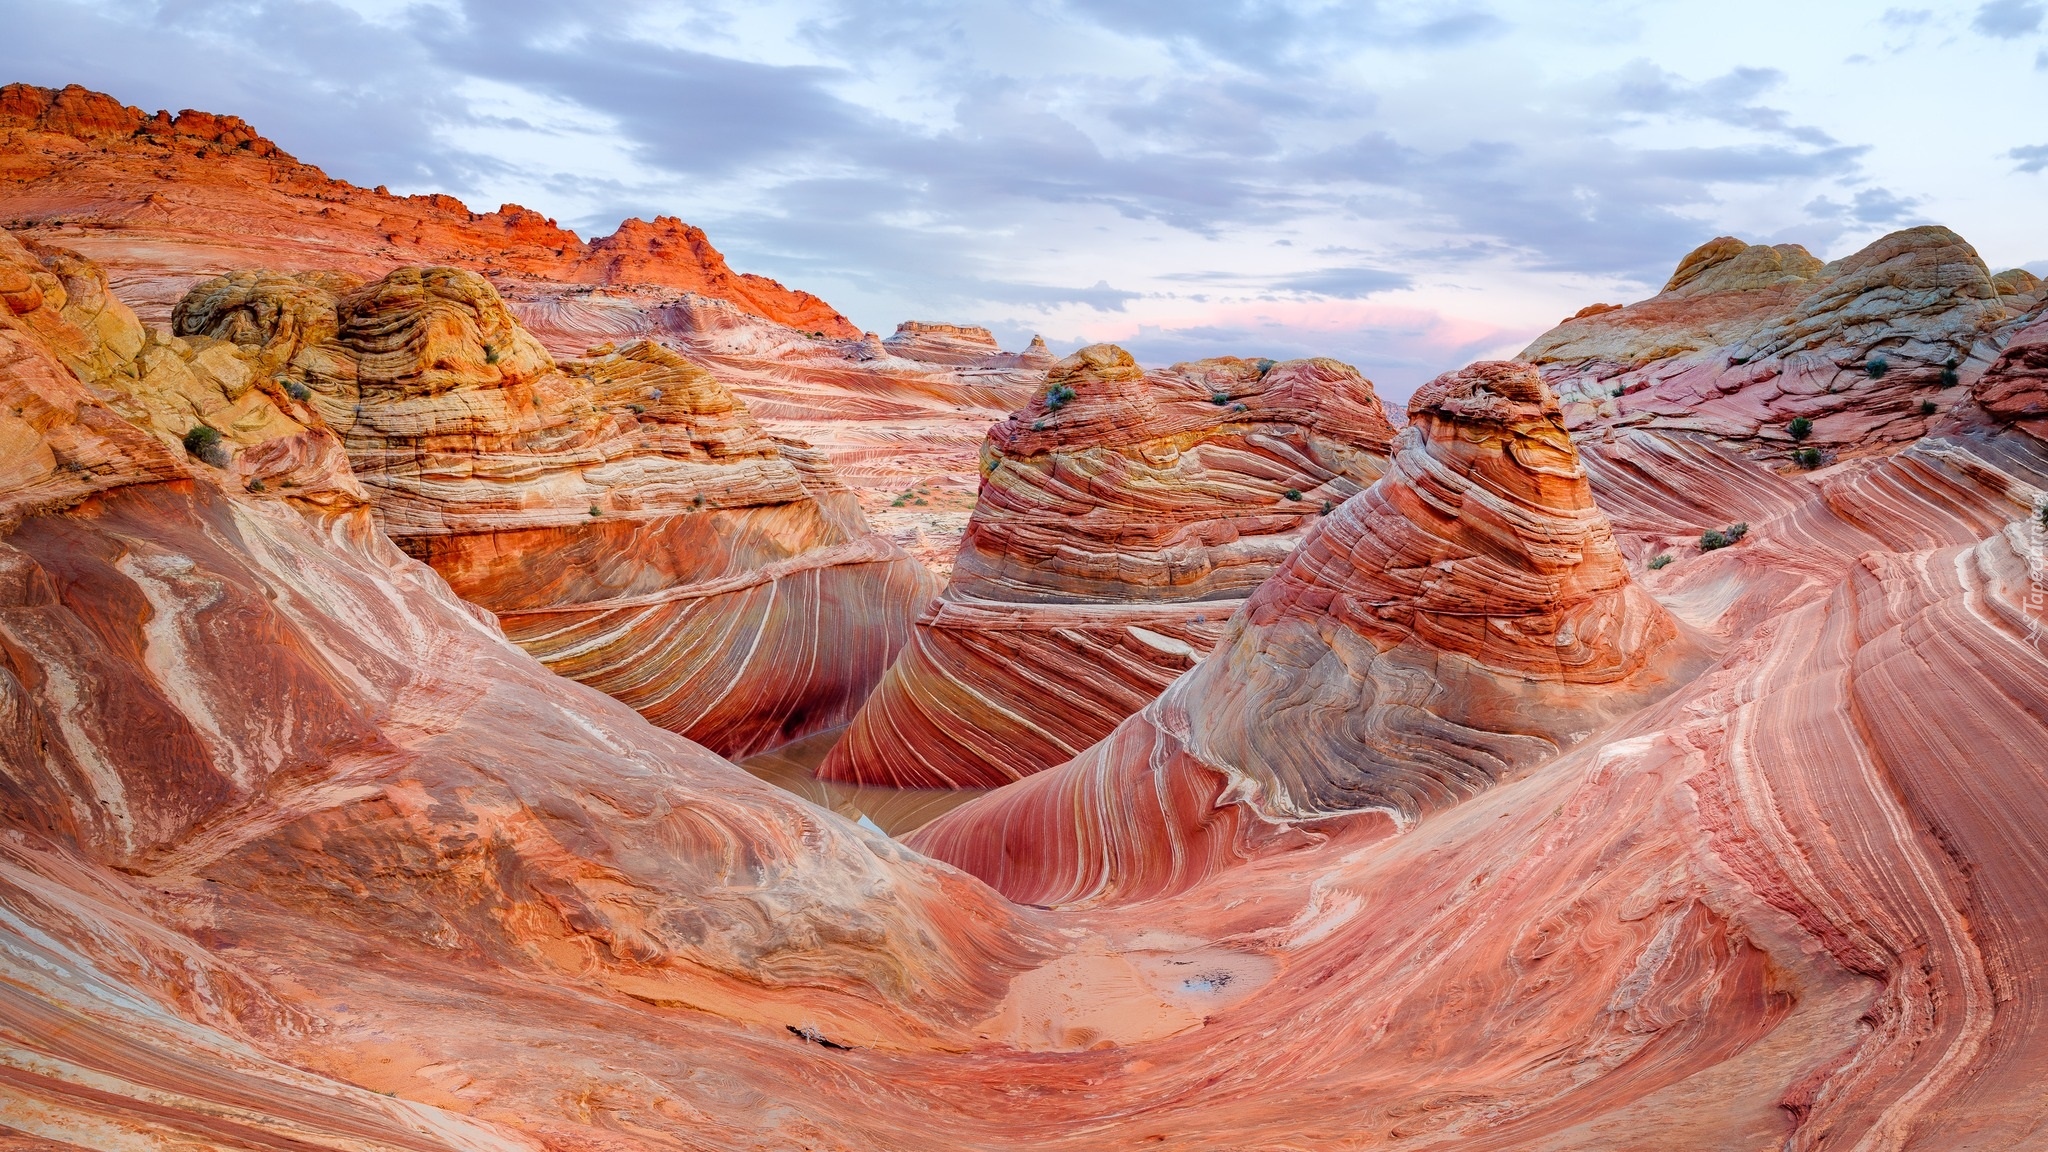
<box><xmin>0</xmin><ymin>82</ymin><xmax>858</xmax><ymax>337</ymax></box>
<box><xmin>881</xmin><ymin>321</ymin><xmax>1057</xmax><ymax>370</ymax></box>
<box><xmin>820</xmin><ymin>343</ymin><xmax>1397</xmax><ymax>790</ymax></box>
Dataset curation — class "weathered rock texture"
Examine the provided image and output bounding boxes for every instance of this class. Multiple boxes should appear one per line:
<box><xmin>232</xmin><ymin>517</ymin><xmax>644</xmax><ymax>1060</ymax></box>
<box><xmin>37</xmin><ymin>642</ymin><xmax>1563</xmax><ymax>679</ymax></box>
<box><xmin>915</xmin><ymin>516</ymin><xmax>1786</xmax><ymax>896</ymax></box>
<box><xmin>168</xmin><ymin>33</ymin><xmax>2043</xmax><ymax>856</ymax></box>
<box><xmin>1524</xmin><ymin>226</ymin><xmax>2042</xmax><ymax>460</ymax></box>
<box><xmin>9</xmin><ymin>108</ymin><xmax>2048</xmax><ymax>1149</ymax></box>
<box><xmin>820</xmin><ymin>346</ymin><xmax>1398</xmax><ymax>788</ymax></box>
<box><xmin>0</xmin><ymin>82</ymin><xmax>1059</xmax><ymax>577</ymax></box>
<box><xmin>912</xmin><ymin>361</ymin><xmax>1704</xmax><ymax>895</ymax></box>
<box><xmin>170</xmin><ymin>264</ymin><xmax>935</xmax><ymax>758</ymax></box>
<box><xmin>0</xmin><ymin>82</ymin><xmax>857</xmax><ymax>335</ymax></box>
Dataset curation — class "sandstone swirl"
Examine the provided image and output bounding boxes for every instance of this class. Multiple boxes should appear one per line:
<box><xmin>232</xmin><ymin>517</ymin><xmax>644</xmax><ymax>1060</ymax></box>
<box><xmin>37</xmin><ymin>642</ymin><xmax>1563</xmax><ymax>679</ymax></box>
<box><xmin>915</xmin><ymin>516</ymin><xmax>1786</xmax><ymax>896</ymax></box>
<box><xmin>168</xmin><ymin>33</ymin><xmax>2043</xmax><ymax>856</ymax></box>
<box><xmin>910</xmin><ymin>361</ymin><xmax>1703</xmax><ymax>896</ymax></box>
<box><xmin>1524</xmin><ymin>226</ymin><xmax>2040</xmax><ymax>460</ymax></box>
<box><xmin>171</xmin><ymin>265</ymin><xmax>935</xmax><ymax>759</ymax></box>
<box><xmin>819</xmin><ymin>345</ymin><xmax>1397</xmax><ymax>788</ymax></box>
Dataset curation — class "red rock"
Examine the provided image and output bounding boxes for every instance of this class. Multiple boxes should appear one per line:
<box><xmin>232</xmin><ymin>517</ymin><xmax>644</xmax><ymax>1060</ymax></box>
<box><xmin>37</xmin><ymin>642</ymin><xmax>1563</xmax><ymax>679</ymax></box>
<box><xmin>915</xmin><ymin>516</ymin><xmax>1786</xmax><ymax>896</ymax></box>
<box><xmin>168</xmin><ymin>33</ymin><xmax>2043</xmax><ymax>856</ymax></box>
<box><xmin>0</xmin><ymin>83</ymin><xmax>858</xmax><ymax>336</ymax></box>
<box><xmin>820</xmin><ymin>346</ymin><xmax>1397</xmax><ymax>788</ymax></box>
<box><xmin>171</xmin><ymin>264</ymin><xmax>934</xmax><ymax>758</ymax></box>
<box><xmin>1524</xmin><ymin>226</ymin><xmax>2024</xmax><ymax>460</ymax></box>
<box><xmin>1974</xmin><ymin>301</ymin><xmax>2048</xmax><ymax>435</ymax></box>
<box><xmin>911</xmin><ymin>361</ymin><xmax>1706</xmax><ymax>899</ymax></box>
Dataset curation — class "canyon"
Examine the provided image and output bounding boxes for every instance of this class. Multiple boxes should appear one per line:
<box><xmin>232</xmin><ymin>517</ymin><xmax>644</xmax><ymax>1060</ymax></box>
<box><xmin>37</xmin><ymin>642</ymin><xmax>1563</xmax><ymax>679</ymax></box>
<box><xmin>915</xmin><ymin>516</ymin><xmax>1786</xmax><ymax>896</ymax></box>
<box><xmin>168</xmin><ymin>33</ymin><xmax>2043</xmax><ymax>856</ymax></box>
<box><xmin>2</xmin><ymin>83</ymin><xmax>2047</xmax><ymax>1152</ymax></box>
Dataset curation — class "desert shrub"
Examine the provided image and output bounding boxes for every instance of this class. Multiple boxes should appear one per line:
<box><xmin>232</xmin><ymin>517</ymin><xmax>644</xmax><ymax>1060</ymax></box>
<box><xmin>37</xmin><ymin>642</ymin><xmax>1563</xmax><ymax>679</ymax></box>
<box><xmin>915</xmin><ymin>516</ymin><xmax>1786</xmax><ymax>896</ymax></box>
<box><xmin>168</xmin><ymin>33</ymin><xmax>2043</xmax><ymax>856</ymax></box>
<box><xmin>1940</xmin><ymin>365</ymin><xmax>1959</xmax><ymax>387</ymax></box>
<box><xmin>1699</xmin><ymin>523</ymin><xmax>1747</xmax><ymax>552</ymax></box>
<box><xmin>1211</xmin><ymin>393</ymin><xmax>1231</xmax><ymax>406</ymax></box>
<box><xmin>182</xmin><ymin>424</ymin><xmax>228</xmax><ymax>466</ymax></box>
<box><xmin>1865</xmin><ymin>356</ymin><xmax>1888</xmax><ymax>378</ymax></box>
<box><xmin>588</xmin><ymin>504</ymin><xmax>603</xmax><ymax>517</ymax></box>
<box><xmin>283</xmin><ymin>380</ymin><xmax>311</xmax><ymax>401</ymax></box>
<box><xmin>1255</xmin><ymin>358</ymin><xmax>1277</xmax><ymax>374</ymax></box>
<box><xmin>1284</xmin><ymin>489</ymin><xmax>1302</xmax><ymax>501</ymax></box>
<box><xmin>628</xmin><ymin>403</ymin><xmax>646</xmax><ymax>415</ymax></box>
<box><xmin>1787</xmin><ymin>416</ymin><xmax>1813</xmax><ymax>441</ymax></box>
<box><xmin>1648</xmin><ymin>554</ymin><xmax>1673</xmax><ymax>570</ymax></box>
<box><xmin>1320</xmin><ymin>500</ymin><xmax>1335</xmax><ymax>515</ymax></box>
<box><xmin>1044</xmin><ymin>383</ymin><xmax>1076</xmax><ymax>411</ymax></box>
<box><xmin>1920</xmin><ymin>400</ymin><xmax>1937</xmax><ymax>416</ymax></box>
<box><xmin>1231</xmin><ymin>402</ymin><xmax>1248</xmax><ymax>413</ymax></box>
<box><xmin>247</xmin><ymin>478</ymin><xmax>265</xmax><ymax>492</ymax></box>
<box><xmin>483</xmin><ymin>344</ymin><xmax>501</xmax><ymax>365</ymax></box>
<box><xmin>1794</xmin><ymin>447</ymin><xmax>1822</xmax><ymax>469</ymax></box>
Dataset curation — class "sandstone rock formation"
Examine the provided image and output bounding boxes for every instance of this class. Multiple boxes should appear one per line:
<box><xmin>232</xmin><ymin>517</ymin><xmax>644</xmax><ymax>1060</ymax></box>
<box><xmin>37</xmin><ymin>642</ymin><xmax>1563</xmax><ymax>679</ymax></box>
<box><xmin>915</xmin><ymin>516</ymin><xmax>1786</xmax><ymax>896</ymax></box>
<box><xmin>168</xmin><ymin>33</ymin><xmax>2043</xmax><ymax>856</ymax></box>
<box><xmin>171</xmin><ymin>264</ymin><xmax>934</xmax><ymax>759</ymax></box>
<box><xmin>1974</xmin><ymin>300</ymin><xmax>2048</xmax><ymax>437</ymax></box>
<box><xmin>819</xmin><ymin>345</ymin><xmax>1398</xmax><ymax>788</ymax></box>
<box><xmin>1524</xmin><ymin>226</ymin><xmax>2036</xmax><ymax>459</ymax></box>
<box><xmin>8</xmin><ymin>85</ymin><xmax>2048</xmax><ymax>1146</ymax></box>
<box><xmin>910</xmin><ymin>360</ymin><xmax>1705</xmax><ymax>896</ymax></box>
<box><xmin>0</xmin><ymin>83</ymin><xmax>856</xmax><ymax>335</ymax></box>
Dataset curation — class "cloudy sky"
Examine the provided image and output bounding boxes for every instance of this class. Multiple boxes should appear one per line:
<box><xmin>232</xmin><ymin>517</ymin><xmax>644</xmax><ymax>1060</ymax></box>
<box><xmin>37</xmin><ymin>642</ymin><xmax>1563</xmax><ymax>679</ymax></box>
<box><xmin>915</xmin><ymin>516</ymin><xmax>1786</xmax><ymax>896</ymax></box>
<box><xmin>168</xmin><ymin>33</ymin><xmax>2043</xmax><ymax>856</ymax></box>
<box><xmin>7</xmin><ymin>0</ymin><xmax>2047</xmax><ymax>395</ymax></box>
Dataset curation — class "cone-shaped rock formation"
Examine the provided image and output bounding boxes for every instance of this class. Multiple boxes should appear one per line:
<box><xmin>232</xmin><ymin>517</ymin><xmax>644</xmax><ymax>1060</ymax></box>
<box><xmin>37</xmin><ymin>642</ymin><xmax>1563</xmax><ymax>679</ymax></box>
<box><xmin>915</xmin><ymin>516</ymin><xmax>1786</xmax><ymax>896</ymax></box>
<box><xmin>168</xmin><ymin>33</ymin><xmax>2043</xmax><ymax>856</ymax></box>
<box><xmin>820</xmin><ymin>345</ymin><xmax>1396</xmax><ymax>788</ymax></box>
<box><xmin>911</xmin><ymin>361</ymin><xmax>1706</xmax><ymax>902</ymax></box>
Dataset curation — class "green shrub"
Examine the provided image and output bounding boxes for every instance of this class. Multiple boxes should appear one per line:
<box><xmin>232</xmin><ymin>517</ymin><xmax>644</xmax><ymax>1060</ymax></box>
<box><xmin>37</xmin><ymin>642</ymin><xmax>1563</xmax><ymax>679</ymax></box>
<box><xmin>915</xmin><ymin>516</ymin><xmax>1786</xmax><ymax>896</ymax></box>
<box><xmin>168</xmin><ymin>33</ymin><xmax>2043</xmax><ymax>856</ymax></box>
<box><xmin>1211</xmin><ymin>393</ymin><xmax>1231</xmax><ymax>406</ymax></box>
<box><xmin>1044</xmin><ymin>383</ymin><xmax>1076</xmax><ymax>411</ymax></box>
<box><xmin>1787</xmin><ymin>416</ymin><xmax>1813</xmax><ymax>441</ymax></box>
<box><xmin>247</xmin><ymin>478</ymin><xmax>265</xmax><ymax>493</ymax></box>
<box><xmin>181</xmin><ymin>424</ymin><xmax>228</xmax><ymax>466</ymax></box>
<box><xmin>1284</xmin><ymin>489</ymin><xmax>1302</xmax><ymax>501</ymax></box>
<box><xmin>588</xmin><ymin>504</ymin><xmax>603</xmax><ymax>517</ymax></box>
<box><xmin>1920</xmin><ymin>400</ymin><xmax>1937</xmax><ymax>416</ymax></box>
<box><xmin>1865</xmin><ymin>356</ymin><xmax>1888</xmax><ymax>378</ymax></box>
<box><xmin>1700</xmin><ymin>523</ymin><xmax>1748</xmax><ymax>552</ymax></box>
<box><xmin>1255</xmin><ymin>358</ymin><xmax>1277</xmax><ymax>374</ymax></box>
<box><xmin>1320</xmin><ymin>500</ymin><xmax>1335</xmax><ymax>516</ymax></box>
<box><xmin>1794</xmin><ymin>447</ymin><xmax>1822</xmax><ymax>469</ymax></box>
<box><xmin>483</xmin><ymin>344</ymin><xmax>501</xmax><ymax>365</ymax></box>
<box><xmin>1648</xmin><ymin>554</ymin><xmax>1673</xmax><ymax>570</ymax></box>
<box><xmin>628</xmin><ymin>403</ymin><xmax>646</xmax><ymax>415</ymax></box>
<box><xmin>283</xmin><ymin>380</ymin><xmax>311</xmax><ymax>401</ymax></box>
<box><xmin>1231</xmin><ymin>402</ymin><xmax>1248</xmax><ymax>413</ymax></box>
<box><xmin>1940</xmin><ymin>365</ymin><xmax>1959</xmax><ymax>387</ymax></box>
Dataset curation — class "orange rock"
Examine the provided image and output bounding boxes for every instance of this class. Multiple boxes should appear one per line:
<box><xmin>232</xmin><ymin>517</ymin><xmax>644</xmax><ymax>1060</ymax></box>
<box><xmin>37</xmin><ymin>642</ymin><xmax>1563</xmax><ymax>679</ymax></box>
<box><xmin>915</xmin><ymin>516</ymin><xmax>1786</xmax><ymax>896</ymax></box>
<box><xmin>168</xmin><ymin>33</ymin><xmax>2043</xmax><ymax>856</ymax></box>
<box><xmin>172</xmin><ymin>265</ymin><xmax>934</xmax><ymax>758</ymax></box>
<box><xmin>1525</xmin><ymin>226</ymin><xmax>2025</xmax><ymax>459</ymax></box>
<box><xmin>820</xmin><ymin>346</ymin><xmax>1397</xmax><ymax>788</ymax></box>
<box><xmin>0</xmin><ymin>82</ymin><xmax>858</xmax><ymax>336</ymax></box>
<box><xmin>910</xmin><ymin>361</ymin><xmax>1706</xmax><ymax>901</ymax></box>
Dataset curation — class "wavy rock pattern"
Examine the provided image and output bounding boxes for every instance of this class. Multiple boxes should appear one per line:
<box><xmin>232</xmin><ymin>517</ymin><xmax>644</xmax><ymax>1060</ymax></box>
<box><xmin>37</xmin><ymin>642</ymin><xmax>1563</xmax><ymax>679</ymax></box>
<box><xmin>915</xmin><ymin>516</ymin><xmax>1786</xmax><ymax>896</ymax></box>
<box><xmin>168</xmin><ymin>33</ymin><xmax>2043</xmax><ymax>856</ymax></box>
<box><xmin>1524</xmin><ymin>226</ymin><xmax>2041</xmax><ymax>460</ymax></box>
<box><xmin>821</xmin><ymin>346</ymin><xmax>1397</xmax><ymax>788</ymax></box>
<box><xmin>911</xmin><ymin>361</ymin><xmax>1704</xmax><ymax>895</ymax></box>
<box><xmin>172</xmin><ymin>266</ymin><xmax>934</xmax><ymax>758</ymax></box>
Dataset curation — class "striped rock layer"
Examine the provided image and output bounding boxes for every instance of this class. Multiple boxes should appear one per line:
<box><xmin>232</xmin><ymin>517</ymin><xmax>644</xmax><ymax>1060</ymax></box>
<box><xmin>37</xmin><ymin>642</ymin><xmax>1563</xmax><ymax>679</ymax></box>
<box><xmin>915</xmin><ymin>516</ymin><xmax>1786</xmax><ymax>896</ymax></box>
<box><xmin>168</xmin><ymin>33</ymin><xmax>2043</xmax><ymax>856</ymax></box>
<box><xmin>171</xmin><ymin>265</ymin><xmax>935</xmax><ymax>758</ymax></box>
<box><xmin>8</xmin><ymin>223</ymin><xmax>2048</xmax><ymax>1147</ymax></box>
<box><xmin>819</xmin><ymin>346</ymin><xmax>1396</xmax><ymax>788</ymax></box>
<box><xmin>910</xmin><ymin>360</ymin><xmax>1705</xmax><ymax>899</ymax></box>
<box><xmin>1524</xmin><ymin>225</ymin><xmax>2044</xmax><ymax>460</ymax></box>
<box><xmin>0</xmin><ymin>82</ymin><xmax>858</xmax><ymax>335</ymax></box>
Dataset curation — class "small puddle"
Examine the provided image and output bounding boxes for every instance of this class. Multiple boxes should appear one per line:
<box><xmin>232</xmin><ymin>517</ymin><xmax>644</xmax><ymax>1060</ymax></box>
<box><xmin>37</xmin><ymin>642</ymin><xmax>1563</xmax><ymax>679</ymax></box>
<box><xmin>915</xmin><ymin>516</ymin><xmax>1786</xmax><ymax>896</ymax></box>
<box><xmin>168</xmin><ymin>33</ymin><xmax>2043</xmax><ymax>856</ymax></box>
<box><xmin>741</xmin><ymin>727</ymin><xmax>990</xmax><ymax>838</ymax></box>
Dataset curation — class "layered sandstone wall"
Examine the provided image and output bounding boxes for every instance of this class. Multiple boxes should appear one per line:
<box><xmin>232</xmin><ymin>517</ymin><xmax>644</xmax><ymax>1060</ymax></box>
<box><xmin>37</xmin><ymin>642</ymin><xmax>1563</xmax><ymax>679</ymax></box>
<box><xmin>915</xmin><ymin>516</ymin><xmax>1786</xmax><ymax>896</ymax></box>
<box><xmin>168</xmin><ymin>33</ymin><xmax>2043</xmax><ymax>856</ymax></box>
<box><xmin>820</xmin><ymin>345</ymin><xmax>1398</xmax><ymax>788</ymax></box>
<box><xmin>170</xmin><ymin>264</ymin><xmax>935</xmax><ymax>758</ymax></box>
